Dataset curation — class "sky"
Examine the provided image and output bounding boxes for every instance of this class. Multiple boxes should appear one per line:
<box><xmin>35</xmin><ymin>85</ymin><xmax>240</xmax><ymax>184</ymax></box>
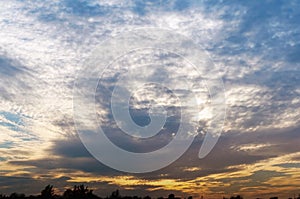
<box><xmin>0</xmin><ymin>0</ymin><xmax>300</xmax><ymax>198</ymax></box>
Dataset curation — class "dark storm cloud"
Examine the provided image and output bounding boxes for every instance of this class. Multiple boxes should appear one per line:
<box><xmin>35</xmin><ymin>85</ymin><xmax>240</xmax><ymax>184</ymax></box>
<box><xmin>10</xmin><ymin>136</ymin><xmax>120</xmax><ymax>175</ymax></box>
<box><xmin>8</xmin><ymin>118</ymin><xmax>300</xmax><ymax>189</ymax></box>
<box><xmin>49</xmin><ymin>137</ymin><xmax>91</xmax><ymax>158</ymax></box>
<box><xmin>0</xmin><ymin>176</ymin><xmax>72</xmax><ymax>195</ymax></box>
<box><xmin>5</xmin><ymin>135</ymin><xmax>237</xmax><ymax>182</ymax></box>
<box><xmin>142</xmin><ymin>136</ymin><xmax>265</xmax><ymax>181</ymax></box>
<box><xmin>0</xmin><ymin>176</ymin><xmax>39</xmax><ymax>194</ymax></box>
<box><xmin>136</xmin><ymin>124</ymin><xmax>300</xmax><ymax>181</ymax></box>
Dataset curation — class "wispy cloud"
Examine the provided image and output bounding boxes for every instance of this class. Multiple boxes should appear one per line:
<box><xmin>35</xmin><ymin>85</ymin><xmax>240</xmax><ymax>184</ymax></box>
<box><xmin>0</xmin><ymin>0</ymin><xmax>299</xmax><ymax>197</ymax></box>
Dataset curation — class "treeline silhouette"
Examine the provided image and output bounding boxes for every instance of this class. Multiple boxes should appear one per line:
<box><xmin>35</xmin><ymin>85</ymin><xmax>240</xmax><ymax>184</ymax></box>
<box><xmin>0</xmin><ymin>185</ymin><xmax>190</xmax><ymax>199</ymax></box>
<box><xmin>1</xmin><ymin>185</ymin><xmax>300</xmax><ymax>199</ymax></box>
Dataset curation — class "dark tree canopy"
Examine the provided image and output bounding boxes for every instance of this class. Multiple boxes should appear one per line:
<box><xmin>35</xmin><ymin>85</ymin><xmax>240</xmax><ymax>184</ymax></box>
<box><xmin>0</xmin><ymin>185</ymin><xmax>292</xmax><ymax>199</ymax></box>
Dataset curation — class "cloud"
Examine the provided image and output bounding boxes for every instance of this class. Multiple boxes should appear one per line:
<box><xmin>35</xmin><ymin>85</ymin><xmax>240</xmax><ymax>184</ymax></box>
<box><xmin>0</xmin><ymin>0</ymin><xmax>300</xmax><ymax>197</ymax></box>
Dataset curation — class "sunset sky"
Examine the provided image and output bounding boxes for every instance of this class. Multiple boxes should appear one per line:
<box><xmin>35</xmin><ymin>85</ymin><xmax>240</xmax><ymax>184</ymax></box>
<box><xmin>0</xmin><ymin>0</ymin><xmax>300</xmax><ymax>198</ymax></box>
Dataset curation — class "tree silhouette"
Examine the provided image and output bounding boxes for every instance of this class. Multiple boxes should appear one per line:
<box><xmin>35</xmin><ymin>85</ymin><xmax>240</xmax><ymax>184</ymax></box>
<box><xmin>109</xmin><ymin>190</ymin><xmax>120</xmax><ymax>199</ymax></box>
<box><xmin>63</xmin><ymin>185</ymin><xmax>98</xmax><ymax>199</ymax></box>
<box><xmin>168</xmin><ymin>194</ymin><xmax>175</xmax><ymax>199</ymax></box>
<box><xmin>230</xmin><ymin>195</ymin><xmax>243</xmax><ymax>199</ymax></box>
<box><xmin>1</xmin><ymin>184</ymin><xmax>297</xmax><ymax>199</ymax></box>
<box><xmin>9</xmin><ymin>193</ymin><xmax>25</xmax><ymax>199</ymax></box>
<box><xmin>41</xmin><ymin>185</ymin><xmax>54</xmax><ymax>199</ymax></box>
